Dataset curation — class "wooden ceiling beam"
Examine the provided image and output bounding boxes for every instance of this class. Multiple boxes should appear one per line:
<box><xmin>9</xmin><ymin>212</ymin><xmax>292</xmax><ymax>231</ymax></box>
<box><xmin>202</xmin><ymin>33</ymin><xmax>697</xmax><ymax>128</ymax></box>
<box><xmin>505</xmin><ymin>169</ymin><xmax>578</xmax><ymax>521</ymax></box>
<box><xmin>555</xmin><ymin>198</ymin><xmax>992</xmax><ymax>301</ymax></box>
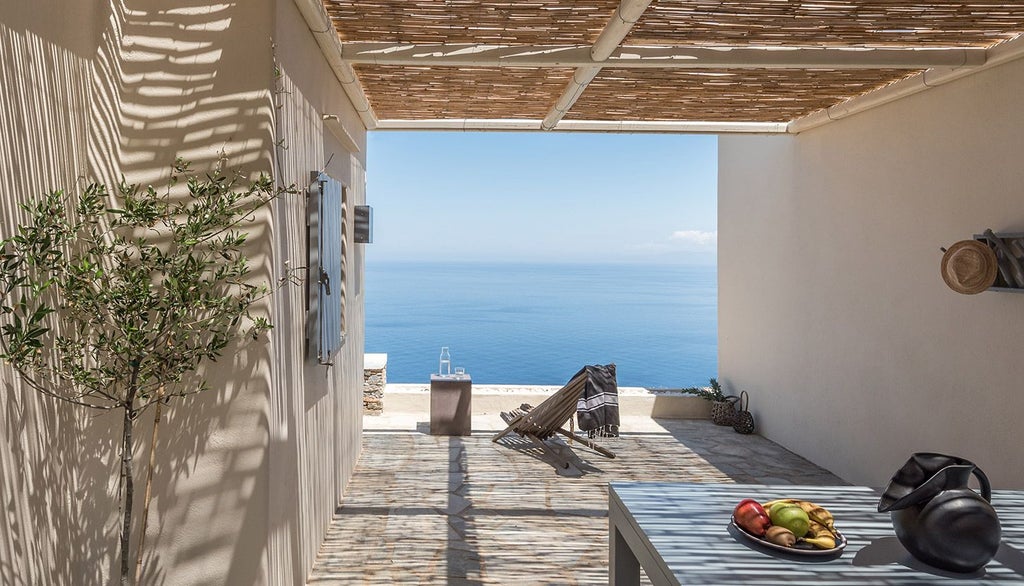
<box><xmin>341</xmin><ymin>43</ymin><xmax>986</xmax><ymax>70</ymax></box>
<box><xmin>542</xmin><ymin>0</ymin><xmax>654</xmax><ymax>130</ymax></box>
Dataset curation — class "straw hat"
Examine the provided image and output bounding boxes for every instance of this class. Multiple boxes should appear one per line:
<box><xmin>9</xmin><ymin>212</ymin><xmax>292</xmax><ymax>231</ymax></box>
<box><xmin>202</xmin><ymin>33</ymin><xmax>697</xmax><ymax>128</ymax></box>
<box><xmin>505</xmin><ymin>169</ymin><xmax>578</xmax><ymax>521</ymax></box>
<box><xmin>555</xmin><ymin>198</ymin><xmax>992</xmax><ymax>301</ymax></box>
<box><xmin>941</xmin><ymin>240</ymin><xmax>998</xmax><ymax>295</ymax></box>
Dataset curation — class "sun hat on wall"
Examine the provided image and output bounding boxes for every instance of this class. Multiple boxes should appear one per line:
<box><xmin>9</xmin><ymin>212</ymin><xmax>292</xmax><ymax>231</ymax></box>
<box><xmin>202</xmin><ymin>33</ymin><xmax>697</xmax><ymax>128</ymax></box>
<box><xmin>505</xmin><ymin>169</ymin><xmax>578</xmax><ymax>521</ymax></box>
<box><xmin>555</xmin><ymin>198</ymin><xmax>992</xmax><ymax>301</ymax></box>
<box><xmin>941</xmin><ymin>240</ymin><xmax>998</xmax><ymax>295</ymax></box>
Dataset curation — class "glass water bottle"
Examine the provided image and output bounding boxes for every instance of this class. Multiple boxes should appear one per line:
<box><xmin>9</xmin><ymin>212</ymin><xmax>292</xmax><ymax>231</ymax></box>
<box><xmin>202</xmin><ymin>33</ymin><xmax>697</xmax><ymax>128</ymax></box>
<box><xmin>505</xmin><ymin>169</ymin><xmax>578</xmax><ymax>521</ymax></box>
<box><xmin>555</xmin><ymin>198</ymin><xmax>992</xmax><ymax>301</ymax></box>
<box><xmin>439</xmin><ymin>347</ymin><xmax>451</xmax><ymax>375</ymax></box>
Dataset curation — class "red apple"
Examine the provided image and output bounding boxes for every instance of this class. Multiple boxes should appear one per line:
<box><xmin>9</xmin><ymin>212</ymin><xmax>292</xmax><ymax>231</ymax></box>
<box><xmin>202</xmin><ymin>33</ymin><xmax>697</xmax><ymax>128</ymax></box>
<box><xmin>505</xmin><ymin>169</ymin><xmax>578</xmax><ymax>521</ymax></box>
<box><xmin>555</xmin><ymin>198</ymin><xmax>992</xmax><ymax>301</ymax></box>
<box><xmin>733</xmin><ymin>498</ymin><xmax>771</xmax><ymax>536</ymax></box>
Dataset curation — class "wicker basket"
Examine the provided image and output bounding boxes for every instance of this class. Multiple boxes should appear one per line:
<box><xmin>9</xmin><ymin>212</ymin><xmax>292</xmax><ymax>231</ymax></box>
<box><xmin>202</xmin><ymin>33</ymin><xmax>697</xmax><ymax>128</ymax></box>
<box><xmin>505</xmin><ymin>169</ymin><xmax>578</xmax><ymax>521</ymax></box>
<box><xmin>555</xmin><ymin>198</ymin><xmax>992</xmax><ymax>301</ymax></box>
<box><xmin>710</xmin><ymin>396</ymin><xmax>739</xmax><ymax>426</ymax></box>
<box><xmin>733</xmin><ymin>390</ymin><xmax>755</xmax><ymax>435</ymax></box>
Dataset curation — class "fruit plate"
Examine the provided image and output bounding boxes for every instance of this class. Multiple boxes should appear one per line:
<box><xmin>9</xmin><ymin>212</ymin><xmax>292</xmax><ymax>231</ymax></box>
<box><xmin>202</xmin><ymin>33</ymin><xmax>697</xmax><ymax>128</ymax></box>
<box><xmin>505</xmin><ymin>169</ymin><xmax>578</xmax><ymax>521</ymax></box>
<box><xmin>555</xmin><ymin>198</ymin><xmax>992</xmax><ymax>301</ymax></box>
<box><xmin>730</xmin><ymin>517</ymin><xmax>847</xmax><ymax>557</ymax></box>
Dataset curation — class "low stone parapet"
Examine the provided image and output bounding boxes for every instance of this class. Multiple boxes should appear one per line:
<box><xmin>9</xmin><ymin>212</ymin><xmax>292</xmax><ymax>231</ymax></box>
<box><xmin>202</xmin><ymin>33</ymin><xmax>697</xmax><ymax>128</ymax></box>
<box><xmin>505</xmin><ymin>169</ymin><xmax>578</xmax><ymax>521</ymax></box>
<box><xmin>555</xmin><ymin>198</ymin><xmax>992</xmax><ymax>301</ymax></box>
<box><xmin>363</xmin><ymin>353</ymin><xmax>387</xmax><ymax>415</ymax></box>
<box><xmin>380</xmin><ymin>383</ymin><xmax>711</xmax><ymax>419</ymax></box>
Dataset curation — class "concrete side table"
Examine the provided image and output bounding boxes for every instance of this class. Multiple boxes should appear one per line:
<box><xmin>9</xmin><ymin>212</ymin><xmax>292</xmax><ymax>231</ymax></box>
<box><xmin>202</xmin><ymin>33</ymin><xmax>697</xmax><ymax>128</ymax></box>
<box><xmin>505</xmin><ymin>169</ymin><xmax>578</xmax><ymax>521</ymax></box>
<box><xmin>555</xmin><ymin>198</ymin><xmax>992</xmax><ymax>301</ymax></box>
<box><xmin>430</xmin><ymin>374</ymin><xmax>472</xmax><ymax>435</ymax></box>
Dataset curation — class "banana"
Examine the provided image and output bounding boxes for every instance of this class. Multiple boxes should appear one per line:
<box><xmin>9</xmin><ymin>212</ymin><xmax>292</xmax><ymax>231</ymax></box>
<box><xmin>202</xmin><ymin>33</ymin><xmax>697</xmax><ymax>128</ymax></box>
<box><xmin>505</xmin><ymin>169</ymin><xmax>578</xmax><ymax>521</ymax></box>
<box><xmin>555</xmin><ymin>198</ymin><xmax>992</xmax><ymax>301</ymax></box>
<box><xmin>803</xmin><ymin>520</ymin><xmax>837</xmax><ymax>549</ymax></box>
<box><xmin>807</xmin><ymin>519</ymin><xmax>832</xmax><ymax>537</ymax></box>
<box><xmin>796</xmin><ymin>501</ymin><xmax>835</xmax><ymax>532</ymax></box>
<box><xmin>803</xmin><ymin>534</ymin><xmax>836</xmax><ymax>549</ymax></box>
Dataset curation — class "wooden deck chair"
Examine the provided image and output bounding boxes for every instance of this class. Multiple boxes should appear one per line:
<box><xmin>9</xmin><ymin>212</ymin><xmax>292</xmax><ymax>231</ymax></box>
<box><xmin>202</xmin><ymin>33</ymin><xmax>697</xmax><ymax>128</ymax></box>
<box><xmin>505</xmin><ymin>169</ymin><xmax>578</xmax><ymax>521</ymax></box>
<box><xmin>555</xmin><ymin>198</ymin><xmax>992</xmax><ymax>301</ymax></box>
<box><xmin>492</xmin><ymin>368</ymin><xmax>615</xmax><ymax>467</ymax></box>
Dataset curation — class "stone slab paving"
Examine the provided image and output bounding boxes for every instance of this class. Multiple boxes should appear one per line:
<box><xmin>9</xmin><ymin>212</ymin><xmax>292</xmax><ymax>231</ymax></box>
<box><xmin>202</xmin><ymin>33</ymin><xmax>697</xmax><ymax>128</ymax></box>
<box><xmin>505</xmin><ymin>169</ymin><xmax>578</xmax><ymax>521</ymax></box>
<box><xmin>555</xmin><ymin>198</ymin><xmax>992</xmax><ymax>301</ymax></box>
<box><xmin>308</xmin><ymin>414</ymin><xmax>846</xmax><ymax>585</ymax></box>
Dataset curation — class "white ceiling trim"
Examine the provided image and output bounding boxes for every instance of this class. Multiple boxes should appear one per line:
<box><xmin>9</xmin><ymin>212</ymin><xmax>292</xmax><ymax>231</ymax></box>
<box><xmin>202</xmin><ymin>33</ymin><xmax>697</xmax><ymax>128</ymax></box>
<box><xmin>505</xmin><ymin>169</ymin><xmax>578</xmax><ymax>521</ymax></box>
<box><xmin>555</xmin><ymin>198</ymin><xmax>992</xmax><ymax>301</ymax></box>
<box><xmin>373</xmin><ymin>119</ymin><xmax>789</xmax><ymax>133</ymax></box>
<box><xmin>375</xmin><ymin>119</ymin><xmax>544</xmax><ymax>131</ymax></box>
<box><xmin>556</xmin><ymin>120</ymin><xmax>789</xmax><ymax>133</ymax></box>
<box><xmin>789</xmin><ymin>33</ymin><xmax>1024</xmax><ymax>133</ymax></box>
<box><xmin>293</xmin><ymin>0</ymin><xmax>378</xmax><ymax>129</ymax></box>
<box><xmin>341</xmin><ymin>43</ymin><xmax>986</xmax><ymax>70</ymax></box>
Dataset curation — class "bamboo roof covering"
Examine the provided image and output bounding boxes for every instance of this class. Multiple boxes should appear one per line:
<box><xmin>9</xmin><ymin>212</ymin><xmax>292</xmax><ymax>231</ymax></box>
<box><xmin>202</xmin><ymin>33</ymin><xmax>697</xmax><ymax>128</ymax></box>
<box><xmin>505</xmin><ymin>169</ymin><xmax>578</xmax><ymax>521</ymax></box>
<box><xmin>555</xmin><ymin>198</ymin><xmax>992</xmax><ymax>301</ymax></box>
<box><xmin>317</xmin><ymin>0</ymin><xmax>1024</xmax><ymax>131</ymax></box>
<box><xmin>326</xmin><ymin>0</ymin><xmax>619</xmax><ymax>44</ymax></box>
<box><xmin>354</xmin><ymin>66</ymin><xmax>575</xmax><ymax>119</ymax></box>
<box><xmin>566</xmin><ymin>68</ymin><xmax>922</xmax><ymax>122</ymax></box>
<box><xmin>631</xmin><ymin>1</ymin><xmax>1024</xmax><ymax>48</ymax></box>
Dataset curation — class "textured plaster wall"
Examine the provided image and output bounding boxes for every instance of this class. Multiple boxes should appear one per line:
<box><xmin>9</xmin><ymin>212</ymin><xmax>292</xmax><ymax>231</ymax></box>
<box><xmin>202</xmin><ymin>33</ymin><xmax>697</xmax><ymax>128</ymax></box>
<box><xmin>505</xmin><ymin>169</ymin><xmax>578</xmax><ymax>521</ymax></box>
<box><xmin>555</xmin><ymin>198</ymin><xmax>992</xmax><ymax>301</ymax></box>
<box><xmin>719</xmin><ymin>57</ymin><xmax>1024</xmax><ymax>489</ymax></box>
<box><xmin>1</xmin><ymin>3</ymin><xmax>108</xmax><ymax>583</ymax></box>
<box><xmin>265</xmin><ymin>1</ymin><xmax>366</xmax><ymax>584</ymax></box>
<box><xmin>0</xmin><ymin>0</ymin><xmax>365</xmax><ymax>583</ymax></box>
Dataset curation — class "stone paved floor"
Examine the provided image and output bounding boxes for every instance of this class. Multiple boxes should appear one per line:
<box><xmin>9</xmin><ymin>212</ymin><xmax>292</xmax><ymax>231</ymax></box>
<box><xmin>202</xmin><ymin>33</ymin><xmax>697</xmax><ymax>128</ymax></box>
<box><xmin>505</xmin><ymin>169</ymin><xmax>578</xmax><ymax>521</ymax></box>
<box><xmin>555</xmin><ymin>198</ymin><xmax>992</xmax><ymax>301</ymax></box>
<box><xmin>307</xmin><ymin>414</ymin><xmax>846</xmax><ymax>585</ymax></box>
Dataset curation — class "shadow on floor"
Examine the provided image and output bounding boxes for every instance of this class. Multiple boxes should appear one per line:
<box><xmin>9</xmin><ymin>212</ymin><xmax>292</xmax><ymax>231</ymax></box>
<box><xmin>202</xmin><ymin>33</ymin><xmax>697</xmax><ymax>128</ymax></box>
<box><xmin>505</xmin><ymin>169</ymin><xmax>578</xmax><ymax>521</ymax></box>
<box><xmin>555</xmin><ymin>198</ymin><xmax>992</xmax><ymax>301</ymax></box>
<box><xmin>490</xmin><ymin>433</ymin><xmax>605</xmax><ymax>477</ymax></box>
<box><xmin>413</xmin><ymin>420</ymin><xmax>605</xmax><ymax>476</ymax></box>
<box><xmin>309</xmin><ymin>419</ymin><xmax>846</xmax><ymax>584</ymax></box>
<box><xmin>652</xmin><ymin>418</ymin><xmax>849</xmax><ymax>485</ymax></box>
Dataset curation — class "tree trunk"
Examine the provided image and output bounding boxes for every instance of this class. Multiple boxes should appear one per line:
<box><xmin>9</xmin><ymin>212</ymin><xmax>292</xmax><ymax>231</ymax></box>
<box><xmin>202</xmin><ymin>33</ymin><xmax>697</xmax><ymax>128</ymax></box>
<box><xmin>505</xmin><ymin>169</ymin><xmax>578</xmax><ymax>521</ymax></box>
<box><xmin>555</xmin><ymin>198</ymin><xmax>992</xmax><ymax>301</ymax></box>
<box><xmin>120</xmin><ymin>406</ymin><xmax>135</xmax><ymax>586</ymax></box>
<box><xmin>135</xmin><ymin>386</ymin><xmax>165</xmax><ymax>584</ymax></box>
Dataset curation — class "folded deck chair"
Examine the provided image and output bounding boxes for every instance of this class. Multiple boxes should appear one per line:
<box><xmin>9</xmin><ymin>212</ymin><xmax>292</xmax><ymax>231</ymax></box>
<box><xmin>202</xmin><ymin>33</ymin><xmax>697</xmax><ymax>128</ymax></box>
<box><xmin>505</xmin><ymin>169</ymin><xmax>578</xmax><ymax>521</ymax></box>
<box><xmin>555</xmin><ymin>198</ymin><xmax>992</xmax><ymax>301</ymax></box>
<box><xmin>492</xmin><ymin>365</ymin><xmax>616</xmax><ymax>467</ymax></box>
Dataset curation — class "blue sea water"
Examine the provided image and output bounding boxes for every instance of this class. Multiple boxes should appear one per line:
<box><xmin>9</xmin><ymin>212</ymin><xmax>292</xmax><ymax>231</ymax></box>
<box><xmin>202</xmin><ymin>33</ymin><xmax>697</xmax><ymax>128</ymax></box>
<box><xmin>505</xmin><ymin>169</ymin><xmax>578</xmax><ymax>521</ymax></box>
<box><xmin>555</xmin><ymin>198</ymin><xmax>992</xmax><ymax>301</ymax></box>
<box><xmin>364</xmin><ymin>262</ymin><xmax>717</xmax><ymax>388</ymax></box>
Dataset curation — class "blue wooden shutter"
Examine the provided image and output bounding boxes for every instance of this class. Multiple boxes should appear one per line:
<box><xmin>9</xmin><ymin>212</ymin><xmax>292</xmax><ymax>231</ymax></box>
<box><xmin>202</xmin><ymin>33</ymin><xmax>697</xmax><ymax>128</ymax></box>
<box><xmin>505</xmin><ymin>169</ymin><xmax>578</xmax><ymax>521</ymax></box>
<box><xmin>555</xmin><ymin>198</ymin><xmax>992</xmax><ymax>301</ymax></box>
<box><xmin>317</xmin><ymin>173</ymin><xmax>345</xmax><ymax>364</ymax></box>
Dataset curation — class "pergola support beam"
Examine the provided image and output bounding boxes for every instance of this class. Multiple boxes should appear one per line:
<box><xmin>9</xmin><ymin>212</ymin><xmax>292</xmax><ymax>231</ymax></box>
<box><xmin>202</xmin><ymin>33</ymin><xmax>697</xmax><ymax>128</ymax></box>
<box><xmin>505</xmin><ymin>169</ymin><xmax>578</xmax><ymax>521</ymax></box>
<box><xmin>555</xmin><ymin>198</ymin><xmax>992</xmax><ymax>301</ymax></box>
<box><xmin>341</xmin><ymin>43</ymin><xmax>986</xmax><ymax>70</ymax></box>
<box><xmin>541</xmin><ymin>66</ymin><xmax>602</xmax><ymax>131</ymax></box>
<box><xmin>591</xmin><ymin>0</ymin><xmax>653</xmax><ymax>61</ymax></box>
<box><xmin>542</xmin><ymin>0</ymin><xmax>654</xmax><ymax>130</ymax></box>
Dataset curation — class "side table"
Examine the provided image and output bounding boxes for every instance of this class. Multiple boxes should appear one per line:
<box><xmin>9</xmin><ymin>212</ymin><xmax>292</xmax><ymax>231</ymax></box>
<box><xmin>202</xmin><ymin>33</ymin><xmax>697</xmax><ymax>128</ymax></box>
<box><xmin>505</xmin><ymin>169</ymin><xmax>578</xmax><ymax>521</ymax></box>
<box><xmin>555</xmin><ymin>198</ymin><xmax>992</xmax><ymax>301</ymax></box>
<box><xmin>430</xmin><ymin>374</ymin><xmax>471</xmax><ymax>435</ymax></box>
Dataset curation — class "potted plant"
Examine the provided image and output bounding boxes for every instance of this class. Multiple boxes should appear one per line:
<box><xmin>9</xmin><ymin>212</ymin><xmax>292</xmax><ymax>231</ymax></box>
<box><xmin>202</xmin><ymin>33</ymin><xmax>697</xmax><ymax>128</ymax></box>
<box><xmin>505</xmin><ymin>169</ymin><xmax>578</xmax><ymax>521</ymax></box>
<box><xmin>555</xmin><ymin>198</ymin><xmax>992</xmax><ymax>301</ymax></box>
<box><xmin>682</xmin><ymin>377</ymin><xmax>737</xmax><ymax>426</ymax></box>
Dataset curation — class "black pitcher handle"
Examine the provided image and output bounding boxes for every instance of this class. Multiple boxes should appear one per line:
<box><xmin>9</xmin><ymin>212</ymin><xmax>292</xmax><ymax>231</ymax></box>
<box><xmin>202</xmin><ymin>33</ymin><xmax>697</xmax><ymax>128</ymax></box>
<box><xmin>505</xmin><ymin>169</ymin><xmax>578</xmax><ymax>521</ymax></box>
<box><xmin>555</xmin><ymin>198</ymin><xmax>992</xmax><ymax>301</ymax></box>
<box><xmin>973</xmin><ymin>467</ymin><xmax>993</xmax><ymax>502</ymax></box>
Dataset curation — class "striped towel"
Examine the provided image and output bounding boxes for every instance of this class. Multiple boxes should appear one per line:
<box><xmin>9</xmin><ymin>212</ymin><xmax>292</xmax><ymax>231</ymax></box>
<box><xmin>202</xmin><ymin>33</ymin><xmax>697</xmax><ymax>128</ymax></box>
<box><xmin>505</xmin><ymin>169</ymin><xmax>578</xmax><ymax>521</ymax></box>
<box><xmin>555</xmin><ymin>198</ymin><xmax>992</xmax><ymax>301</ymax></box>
<box><xmin>575</xmin><ymin>364</ymin><xmax>619</xmax><ymax>436</ymax></box>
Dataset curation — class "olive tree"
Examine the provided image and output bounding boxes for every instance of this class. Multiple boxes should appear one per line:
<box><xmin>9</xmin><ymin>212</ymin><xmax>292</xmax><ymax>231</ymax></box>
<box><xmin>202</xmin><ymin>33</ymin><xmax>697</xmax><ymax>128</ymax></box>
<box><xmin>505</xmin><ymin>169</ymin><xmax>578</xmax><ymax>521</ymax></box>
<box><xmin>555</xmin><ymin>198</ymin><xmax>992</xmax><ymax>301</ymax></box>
<box><xmin>0</xmin><ymin>158</ymin><xmax>296</xmax><ymax>585</ymax></box>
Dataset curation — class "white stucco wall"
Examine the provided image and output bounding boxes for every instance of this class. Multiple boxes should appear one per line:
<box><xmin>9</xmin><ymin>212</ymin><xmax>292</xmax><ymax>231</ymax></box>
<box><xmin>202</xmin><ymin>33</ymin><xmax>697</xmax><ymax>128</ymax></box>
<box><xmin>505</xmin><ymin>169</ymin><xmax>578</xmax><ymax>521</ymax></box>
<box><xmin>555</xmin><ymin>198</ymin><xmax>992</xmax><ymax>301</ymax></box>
<box><xmin>719</xmin><ymin>57</ymin><xmax>1024</xmax><ymax>488</ymax></box>
<box><xmin>0</xmin><ymin>0</ymin><xmax>366</xmax><ymax>583</ymax></box>
<box><xmin>1</xmin><ymin>5</ymin><xmax>105</xmax><ymax>582</ymax></box>
<box><xmin>265</xmin><ymin>1</ymin><xmax>366</xmax><ymax>584</ymax></box>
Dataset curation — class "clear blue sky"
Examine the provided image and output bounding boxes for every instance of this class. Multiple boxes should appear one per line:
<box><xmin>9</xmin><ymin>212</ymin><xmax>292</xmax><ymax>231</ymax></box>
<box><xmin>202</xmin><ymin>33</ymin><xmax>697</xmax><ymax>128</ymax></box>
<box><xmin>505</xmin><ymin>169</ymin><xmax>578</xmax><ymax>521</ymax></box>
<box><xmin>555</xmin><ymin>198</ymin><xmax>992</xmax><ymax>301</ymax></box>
<box><xmin>364</xmin><ymin>131</ymin><xmax>717</xmax><ymax>265</ymax></box>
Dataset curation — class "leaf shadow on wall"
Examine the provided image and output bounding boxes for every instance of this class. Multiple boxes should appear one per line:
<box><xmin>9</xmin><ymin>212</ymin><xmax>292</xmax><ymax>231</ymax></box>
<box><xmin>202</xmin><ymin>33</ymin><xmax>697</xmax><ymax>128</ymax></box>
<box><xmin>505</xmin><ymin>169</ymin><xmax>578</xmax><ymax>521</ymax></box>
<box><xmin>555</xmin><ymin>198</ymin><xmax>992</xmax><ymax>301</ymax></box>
<box><xmin>1</xmin><ymin>0</ymin><xmax>281</xmax><ymax>584</ymax></box>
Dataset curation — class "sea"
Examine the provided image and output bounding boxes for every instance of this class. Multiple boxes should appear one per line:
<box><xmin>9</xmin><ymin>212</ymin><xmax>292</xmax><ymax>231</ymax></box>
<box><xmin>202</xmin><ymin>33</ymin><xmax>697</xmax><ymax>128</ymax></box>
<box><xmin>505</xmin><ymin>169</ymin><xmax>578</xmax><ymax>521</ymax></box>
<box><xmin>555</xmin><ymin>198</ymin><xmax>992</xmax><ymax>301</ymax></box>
<box><xmin>364</xmin><ymin>262</ymin><xmax>717</xmax><ymax>388</ymax></box>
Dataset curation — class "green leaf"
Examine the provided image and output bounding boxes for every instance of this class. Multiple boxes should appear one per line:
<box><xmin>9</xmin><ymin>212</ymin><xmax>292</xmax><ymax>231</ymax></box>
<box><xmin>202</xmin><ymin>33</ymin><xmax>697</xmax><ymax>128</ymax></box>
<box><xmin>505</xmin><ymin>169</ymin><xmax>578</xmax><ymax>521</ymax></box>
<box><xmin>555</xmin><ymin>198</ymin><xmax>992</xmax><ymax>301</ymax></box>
<box><xmin>0</xmin><ymin>158</ymin><xmax>293</xmax><ymax>416</ymax></box>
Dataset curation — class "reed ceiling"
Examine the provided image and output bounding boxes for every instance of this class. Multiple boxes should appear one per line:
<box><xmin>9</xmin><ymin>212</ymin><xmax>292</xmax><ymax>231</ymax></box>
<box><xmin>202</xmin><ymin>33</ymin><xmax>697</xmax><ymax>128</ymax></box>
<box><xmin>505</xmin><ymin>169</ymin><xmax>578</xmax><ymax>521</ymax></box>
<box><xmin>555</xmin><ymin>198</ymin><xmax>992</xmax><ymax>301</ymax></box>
<box><xmin>320</xmin><ymin>1</ymin><xmax>1024</xmax><ymax>128</ymax></box>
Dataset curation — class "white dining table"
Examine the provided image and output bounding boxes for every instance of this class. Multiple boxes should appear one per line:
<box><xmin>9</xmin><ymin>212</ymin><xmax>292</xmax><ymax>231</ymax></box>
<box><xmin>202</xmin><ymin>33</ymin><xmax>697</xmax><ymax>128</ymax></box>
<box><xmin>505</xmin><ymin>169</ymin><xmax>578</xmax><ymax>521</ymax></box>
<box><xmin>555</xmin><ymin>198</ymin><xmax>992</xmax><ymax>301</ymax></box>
<box><xmin>609</xmin><ymin>482</ymin><xmax>1024</xmax><ymax>585</ymax></box>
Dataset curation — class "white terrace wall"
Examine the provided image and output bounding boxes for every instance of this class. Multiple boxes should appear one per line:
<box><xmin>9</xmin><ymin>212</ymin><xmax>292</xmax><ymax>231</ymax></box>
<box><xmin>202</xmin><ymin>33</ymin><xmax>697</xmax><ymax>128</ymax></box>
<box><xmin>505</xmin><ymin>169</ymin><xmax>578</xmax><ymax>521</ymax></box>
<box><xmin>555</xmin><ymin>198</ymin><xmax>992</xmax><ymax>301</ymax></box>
<box><xmin>0</xmin><ymin>1</ymin><xmax>365</xmax><ymax>584</ymax></box>
<box><xmin>266</xmin><ymin>1</ymin><xmax>366</xmax><ymax>583</ymax></box>
<box><xmin>719</xmin><ymin>55</ymin><xmax>1024</xmax><ymax>489</ymax></box>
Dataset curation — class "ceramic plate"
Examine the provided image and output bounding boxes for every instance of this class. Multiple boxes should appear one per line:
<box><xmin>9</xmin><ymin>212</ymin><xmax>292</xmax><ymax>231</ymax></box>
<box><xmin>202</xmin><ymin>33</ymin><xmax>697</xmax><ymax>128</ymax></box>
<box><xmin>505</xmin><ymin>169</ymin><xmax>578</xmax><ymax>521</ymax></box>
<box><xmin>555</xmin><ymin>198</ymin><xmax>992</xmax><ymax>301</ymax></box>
<box><xmin>730</xmin><ymin>517</ymin><xmax>847</xmax><ymax>557</ymax></box>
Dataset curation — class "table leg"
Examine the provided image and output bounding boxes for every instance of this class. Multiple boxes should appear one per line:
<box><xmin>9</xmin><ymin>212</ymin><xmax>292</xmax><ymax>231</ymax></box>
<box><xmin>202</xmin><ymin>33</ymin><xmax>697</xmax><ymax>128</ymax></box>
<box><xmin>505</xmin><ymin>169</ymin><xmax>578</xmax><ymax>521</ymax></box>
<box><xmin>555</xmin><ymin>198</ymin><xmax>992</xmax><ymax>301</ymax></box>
<box><xmin>610</xmin><ymin>524</ymin><xmax>641</xmax><ymax>586</ymax></box>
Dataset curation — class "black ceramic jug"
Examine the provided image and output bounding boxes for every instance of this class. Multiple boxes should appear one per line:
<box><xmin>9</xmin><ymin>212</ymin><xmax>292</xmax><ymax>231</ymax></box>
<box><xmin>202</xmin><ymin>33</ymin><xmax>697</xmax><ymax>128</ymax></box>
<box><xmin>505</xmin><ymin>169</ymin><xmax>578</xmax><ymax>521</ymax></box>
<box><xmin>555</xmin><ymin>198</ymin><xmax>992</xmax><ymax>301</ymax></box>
<box><xmin>877</xmin><ymin>452</ymin><xmax>1001</xmax><ymax>573</ymax></box>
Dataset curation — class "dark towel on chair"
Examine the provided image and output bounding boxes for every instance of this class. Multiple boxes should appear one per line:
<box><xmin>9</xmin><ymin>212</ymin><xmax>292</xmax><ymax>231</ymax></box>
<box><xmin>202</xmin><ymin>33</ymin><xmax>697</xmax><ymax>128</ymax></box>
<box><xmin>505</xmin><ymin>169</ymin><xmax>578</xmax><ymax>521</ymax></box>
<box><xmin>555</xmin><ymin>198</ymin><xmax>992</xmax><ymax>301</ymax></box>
<box><xmin>575</xmin><ymin>364</ymin><xmax>619</xmax><ymax>434</ymax></box>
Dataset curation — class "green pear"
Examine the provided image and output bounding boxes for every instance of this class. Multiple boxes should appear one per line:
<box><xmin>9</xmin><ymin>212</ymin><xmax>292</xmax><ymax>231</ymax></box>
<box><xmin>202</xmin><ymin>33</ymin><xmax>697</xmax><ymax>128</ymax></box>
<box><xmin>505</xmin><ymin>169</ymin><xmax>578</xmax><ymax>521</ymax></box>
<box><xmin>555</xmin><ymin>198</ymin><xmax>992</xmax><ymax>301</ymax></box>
<box><xmin>769</xmin><ymin>504</ymin><xmax>810</xmax><ymax>538</ymax></box>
